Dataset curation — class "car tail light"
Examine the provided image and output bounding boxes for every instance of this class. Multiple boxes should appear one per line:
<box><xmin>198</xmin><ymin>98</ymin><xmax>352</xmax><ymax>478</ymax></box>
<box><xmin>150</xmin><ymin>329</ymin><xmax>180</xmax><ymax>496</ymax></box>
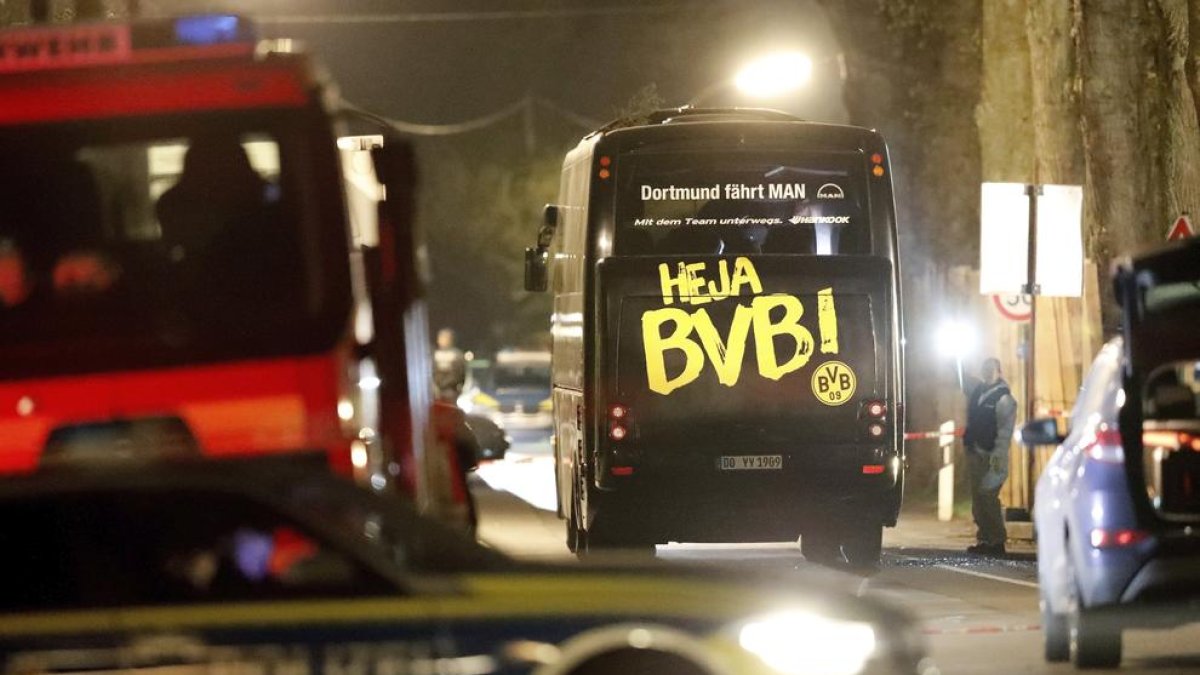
<box><xmin>1090</xmin><ymin>528</ymin><xmax>1149</xmax><ymax>549</ymax></box>
<box><xmin>865</xmin><ymin>400</ymin><xmax>887</xmax><ymax>418</ymax></box>
<box><xmin>1144</xmin><ymin>430</ymin><xmax>1200</xmax><ymax>452</ymax></box>
<box><xmin>1084</xmin><ymin>426</ymin><xmax>1125</xmax><ymax>464</ymax></box>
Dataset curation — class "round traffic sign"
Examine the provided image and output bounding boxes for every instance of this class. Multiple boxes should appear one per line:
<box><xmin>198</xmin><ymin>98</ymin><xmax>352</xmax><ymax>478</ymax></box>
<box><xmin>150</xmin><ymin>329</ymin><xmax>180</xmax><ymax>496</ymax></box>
<box><xmin>992</xmin><ymin>293</ymin><xmax>1031</xmax><ymax>322</ymax></box>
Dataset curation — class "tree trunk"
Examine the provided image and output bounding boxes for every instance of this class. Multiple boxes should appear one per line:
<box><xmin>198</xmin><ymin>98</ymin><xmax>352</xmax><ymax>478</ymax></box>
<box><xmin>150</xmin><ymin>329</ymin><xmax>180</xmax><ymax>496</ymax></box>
<box><xmin>1156</xmin><ymin>0</ymin><xmax>1200</xmax><ymax>230</ymax></box>
<box><xmin>979</xmin><ymin>0</ymin><xmax>1035</xmax><ymax>184</ymax></box>
<box><xmin>1028</xmin><ymin>0</ymin><xmax>1085</xmax><ymax>185</ymax></box>
<box><xmin>1075</xmin><ymin>0</ymin><xmax>1158</xmax><ymax>329</ymax></box>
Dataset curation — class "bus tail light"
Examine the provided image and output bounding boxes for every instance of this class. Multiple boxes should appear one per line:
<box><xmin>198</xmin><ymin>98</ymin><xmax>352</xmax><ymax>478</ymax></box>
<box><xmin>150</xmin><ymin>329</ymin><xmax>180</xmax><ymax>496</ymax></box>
<box><xmin>865</xmin><ymin>400</ymin><xmax>887</xmax><ymax>418</ymax></box>
<box><xmin>867</xmin><ymin>422</ymin><xmax>886</xmax><ymax>439</ymax></box>
<box><xmin>608</xmin><ymin>402</ymin><xmax>630</xmax><ymax>442</ymax></box>
<box><xmin>861</xmin><ymin>464</ymin><xmax>885</xmax><ymax>475</ymax></box>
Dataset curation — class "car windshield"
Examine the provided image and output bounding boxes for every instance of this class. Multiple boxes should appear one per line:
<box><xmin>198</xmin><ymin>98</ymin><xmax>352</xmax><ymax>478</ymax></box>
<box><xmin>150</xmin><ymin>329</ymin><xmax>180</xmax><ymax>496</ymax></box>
<box><xmin>493</xmin><ymin>361</ymin><xmax>551</xmax><ymax>389</ymax></box>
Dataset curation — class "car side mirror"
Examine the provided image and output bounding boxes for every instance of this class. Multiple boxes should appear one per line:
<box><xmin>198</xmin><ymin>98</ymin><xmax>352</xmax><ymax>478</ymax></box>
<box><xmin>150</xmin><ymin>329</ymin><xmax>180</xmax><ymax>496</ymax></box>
<box><xmin>1021</xmin><ymin>417</ymin><xmax>1064</xmax><ymax>446</ymax></box>
<box><xmin>524</xmin><ymin>247</ymin><xmax>548</xmax><ymax>292</ymax></box>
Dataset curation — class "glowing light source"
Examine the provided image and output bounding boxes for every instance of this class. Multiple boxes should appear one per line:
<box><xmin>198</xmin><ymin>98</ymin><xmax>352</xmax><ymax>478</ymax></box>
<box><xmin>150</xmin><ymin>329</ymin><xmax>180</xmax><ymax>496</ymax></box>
<box><xmin>935</xmin><ymin>319</ymin><xmax>976</xmax><ymax>360</ymax></box>
<box><xmin>350</xmin><ymin>440</ymin><xmax>369</xmax><ymax>470</ymax></box>
<box><xmin>734</xmin><ymin>52</ymin><xmax>814</xmax><ymax>98</ymax></box>
<box><xmin>739</xmin><ymin>610</ymin><xmax>876</xmax><ymax>675</ymax></box>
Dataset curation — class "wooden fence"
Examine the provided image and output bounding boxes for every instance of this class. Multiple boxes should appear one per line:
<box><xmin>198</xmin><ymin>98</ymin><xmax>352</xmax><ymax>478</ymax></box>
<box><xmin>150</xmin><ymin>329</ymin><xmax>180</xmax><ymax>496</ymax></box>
<box><xmin>906</xmin><ymin>261</ymin><xmax>1103</xmax><ymax>510</ymax></box>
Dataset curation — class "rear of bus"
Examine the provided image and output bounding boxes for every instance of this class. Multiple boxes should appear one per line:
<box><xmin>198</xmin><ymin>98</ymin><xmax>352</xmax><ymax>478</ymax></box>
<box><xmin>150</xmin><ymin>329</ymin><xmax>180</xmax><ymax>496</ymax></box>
<box><xmin>588</xmin><ymin>113</ymin><xmax>903</xmax><ymax>545</ymax></box>
<box><xmin>0</xmin><ymin>18</ymin><xmax>359</xmax><ymax>474</ymax></box>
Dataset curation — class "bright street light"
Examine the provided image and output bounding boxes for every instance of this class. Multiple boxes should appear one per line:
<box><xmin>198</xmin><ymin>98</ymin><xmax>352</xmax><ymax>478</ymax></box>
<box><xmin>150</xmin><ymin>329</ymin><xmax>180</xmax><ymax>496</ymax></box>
<box><xmin>936</xmin><ymin>318</ymin><xmax>977</xmax><ymax>389</ymax></box>
<box><xmin>734</xmin><ymin>51</ymin><xmax>814</xmax><ymax>98</ymax></box>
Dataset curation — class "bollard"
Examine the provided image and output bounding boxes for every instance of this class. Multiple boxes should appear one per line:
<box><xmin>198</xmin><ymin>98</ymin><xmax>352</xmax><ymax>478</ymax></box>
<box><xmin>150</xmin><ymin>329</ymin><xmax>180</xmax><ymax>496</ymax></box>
<box><xmin>937</xmin><ymin>420</ymin><xmax>956</xmax><ymax>522</ymax></box>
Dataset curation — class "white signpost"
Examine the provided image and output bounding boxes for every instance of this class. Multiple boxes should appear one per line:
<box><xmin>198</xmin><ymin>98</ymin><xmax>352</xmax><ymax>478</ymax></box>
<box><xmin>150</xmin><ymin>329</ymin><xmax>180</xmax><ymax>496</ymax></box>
<box><xmin>981</xmin><ymin>183</ymin><xmax>1084</xmax><ymax>297</ymax></box>
<box><xmin>979</xmin><ymin>182</ymin><xmax>1083</xmax><ymax>516</ymax></box>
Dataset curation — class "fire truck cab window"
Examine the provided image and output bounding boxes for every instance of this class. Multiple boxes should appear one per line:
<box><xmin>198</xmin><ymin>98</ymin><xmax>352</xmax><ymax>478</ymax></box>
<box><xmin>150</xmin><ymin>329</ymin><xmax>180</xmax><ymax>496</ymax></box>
<box><xmin>0</xmin><ymin>112</ymin><xmax>346</xmax><ymax>380</ymax></box>
<box><xmin>155</xmin><ymin>134</ymin><xmax>280</xmax><ymax>261</ymax></box>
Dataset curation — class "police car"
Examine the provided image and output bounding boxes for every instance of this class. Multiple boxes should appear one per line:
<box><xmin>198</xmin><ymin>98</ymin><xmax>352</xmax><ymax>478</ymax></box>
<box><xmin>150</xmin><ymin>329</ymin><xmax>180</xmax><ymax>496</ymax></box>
<box><xmin>0</xmin><ymin>459</ymin><xmax>925</xmax><ymax>675</ymax></box>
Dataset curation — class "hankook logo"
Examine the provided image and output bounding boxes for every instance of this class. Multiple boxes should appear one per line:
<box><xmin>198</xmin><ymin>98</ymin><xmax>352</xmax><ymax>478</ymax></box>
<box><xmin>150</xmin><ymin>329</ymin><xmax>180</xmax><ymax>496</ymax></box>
<box><xmin>816</xmin><ymin>183</ymin><xmax>845</xmax><ymax>200</ymax></box>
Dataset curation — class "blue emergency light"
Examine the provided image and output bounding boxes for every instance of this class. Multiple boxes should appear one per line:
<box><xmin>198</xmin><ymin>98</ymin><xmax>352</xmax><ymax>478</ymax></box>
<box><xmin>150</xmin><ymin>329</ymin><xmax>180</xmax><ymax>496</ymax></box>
<box><xmin>173</xmin><ymin>15</ymin><xmax>248</xmax><ymax>46</ymax></box>
<box><xmin>0</xmin><ymin>14</ymin><xmax>259</xmax><ymax>75</ymax></box>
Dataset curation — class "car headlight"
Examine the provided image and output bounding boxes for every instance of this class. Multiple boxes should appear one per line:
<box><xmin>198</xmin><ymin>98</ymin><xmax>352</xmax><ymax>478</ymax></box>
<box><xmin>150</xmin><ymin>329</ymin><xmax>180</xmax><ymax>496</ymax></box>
<box><xmin>738</xmin><ymin>610</ymin><xmax>877</xmax><ymax>675</ymax></box>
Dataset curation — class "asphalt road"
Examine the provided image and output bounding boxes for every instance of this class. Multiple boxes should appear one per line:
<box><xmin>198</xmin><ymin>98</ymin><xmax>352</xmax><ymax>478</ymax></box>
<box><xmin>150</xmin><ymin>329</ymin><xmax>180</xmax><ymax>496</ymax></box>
<box><xmin>473</xmin><ymin>444</ymin><xmax>1200</xmax><ymax>675</ymax></box>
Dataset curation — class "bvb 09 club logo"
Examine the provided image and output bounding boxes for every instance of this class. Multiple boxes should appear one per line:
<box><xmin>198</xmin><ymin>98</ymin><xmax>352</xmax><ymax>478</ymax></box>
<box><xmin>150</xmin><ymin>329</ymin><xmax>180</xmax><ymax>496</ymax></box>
<box><xmin>812</xmin><ymin>360</ymin><xmax>856</xmax><ymax>406</ymax></box>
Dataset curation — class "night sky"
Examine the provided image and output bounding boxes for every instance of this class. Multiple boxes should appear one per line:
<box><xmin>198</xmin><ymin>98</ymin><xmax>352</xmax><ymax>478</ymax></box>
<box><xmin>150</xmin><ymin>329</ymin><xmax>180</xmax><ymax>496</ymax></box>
<box><xmin>243</xmin><ymin>0</ymin><xmax>847</xmax><ymax>127</ymax></box>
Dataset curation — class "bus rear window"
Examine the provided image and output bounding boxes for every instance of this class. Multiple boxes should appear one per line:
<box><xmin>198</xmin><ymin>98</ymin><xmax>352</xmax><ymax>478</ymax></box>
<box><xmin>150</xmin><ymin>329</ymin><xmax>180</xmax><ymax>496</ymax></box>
<box><xmin>613</xmin><ymin>149</ymin><xmax>870</xmax><ymax>256</ymax></box>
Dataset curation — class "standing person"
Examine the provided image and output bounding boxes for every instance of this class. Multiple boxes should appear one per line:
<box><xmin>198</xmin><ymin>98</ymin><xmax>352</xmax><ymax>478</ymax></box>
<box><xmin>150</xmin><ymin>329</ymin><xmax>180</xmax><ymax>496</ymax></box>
<box><xmin>433</xmin><ymin>328</ymin><xmax>467</xmax><ymax>402</ymax></box>
<box><xmin>961</xmin><ymin>357</ymin><xmax>1018</xmax><ymax>556</ymax></box>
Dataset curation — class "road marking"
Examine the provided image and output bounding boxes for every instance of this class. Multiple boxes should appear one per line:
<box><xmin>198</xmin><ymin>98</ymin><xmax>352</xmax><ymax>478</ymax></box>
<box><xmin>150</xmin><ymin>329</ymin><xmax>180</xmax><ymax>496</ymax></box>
<box><xmin>933</xmin><ymin>564</ymin><xmax>1039</xmax><ymax>589</ymax></box>
<box><xmin>921</xmin><ymin>623</ymin><xmax>1042</xmax><ymax>635</ymax></box>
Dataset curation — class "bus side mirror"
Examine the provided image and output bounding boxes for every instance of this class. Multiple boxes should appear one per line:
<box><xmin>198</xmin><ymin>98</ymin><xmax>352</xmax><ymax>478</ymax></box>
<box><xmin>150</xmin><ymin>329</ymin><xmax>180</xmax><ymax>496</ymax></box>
<box><xmin>525</xmin><ymin>247</ymin><xmax>548</xmax><ymax>292</ymax></box>
<box><xmin>538</xmin><ymin>204</ymin><xmax>559</xmax><ymax>248</ymax></box>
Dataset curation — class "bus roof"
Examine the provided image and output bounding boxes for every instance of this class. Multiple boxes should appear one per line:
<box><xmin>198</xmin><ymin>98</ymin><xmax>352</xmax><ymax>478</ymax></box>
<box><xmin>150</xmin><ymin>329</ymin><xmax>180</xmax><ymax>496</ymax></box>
<box><xmin>577</xmin><ymin>111</ymin><xmax>885</xmax><ymax>159</ymax></box>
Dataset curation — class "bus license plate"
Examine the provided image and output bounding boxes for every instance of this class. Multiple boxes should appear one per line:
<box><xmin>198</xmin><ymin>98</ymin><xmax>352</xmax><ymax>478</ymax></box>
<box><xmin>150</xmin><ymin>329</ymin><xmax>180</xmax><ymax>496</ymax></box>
<box><xmin>718</xmin><ymin>455</ymin><xmax>783</xmax><ymax>471</ymax></box>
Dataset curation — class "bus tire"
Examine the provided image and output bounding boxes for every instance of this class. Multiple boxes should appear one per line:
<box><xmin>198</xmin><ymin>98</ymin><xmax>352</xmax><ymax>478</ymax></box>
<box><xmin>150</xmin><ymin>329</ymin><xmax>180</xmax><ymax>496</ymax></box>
<box><xmin>568</xmin><ymin>466</ymin><xmax>589</xmax><ymax>556</ymax></box>
<box><xmin>841</xmin><ymin>524</ymin><xmax>883</xmax><ymax>570</ymax></box>
<box><xmin>566</xmin><ymin>495</ymin><xmax>582</xmax><ymax>553</ymax></box>
<box><xmin>801</xmin><ymin>528</ymin><xmax>843</xmax><ymax>566</ymax></box>
<box><xmin>583</xmin><ymin>492</ymin><xmax>655</xmax><ymax>557</ymax></box>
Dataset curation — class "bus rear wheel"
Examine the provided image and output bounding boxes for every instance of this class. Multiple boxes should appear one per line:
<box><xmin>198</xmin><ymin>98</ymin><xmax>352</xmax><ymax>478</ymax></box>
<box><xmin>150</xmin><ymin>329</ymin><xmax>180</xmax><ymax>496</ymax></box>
<box><xmin>566</xmin><ymin>495</ymin><xmax>585</xmax><ymax>554</ymax></box>
<box><xmin>841</xmin><ymin>523</ymin><xmax>883</xmax><ymax>570</ymax></box>
<box><xmin>580</xmin><ymin>488</ymin><xmax>655</xmax><ymax>558</ymax></box>
<box><xmin>567</xmin><ymin>466</ymin><xmax>590</xmax><ymax>556</ymax></box>
<box><xmin>801</xmin><ymin>528</ymin><xmax>842</xmax><ymax>565</ymax></box>
<box><xmin>802</xmin><ymin>522</ymin><xmax>882</xmax><ymax>569</ymax></box>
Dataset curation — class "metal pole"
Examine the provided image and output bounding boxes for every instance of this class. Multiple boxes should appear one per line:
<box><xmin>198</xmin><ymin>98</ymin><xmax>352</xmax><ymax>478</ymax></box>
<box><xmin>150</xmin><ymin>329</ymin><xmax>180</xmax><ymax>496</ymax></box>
<box><xmin>1023</xmin><ymin>184</ymin><xmax>1042</xmax><ymax>515</ymax></box>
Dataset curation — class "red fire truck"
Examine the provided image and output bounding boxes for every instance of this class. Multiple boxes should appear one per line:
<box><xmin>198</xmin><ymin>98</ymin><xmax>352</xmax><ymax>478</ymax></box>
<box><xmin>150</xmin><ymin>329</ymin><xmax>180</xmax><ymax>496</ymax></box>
<box><xmin>0</xmin><ymin>15</ymin><xmax>466</xmax><ymax>523</ymax></box>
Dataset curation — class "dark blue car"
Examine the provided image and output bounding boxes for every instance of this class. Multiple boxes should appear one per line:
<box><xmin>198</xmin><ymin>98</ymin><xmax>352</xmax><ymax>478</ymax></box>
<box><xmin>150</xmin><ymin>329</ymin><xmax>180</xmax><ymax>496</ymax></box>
<box><xmin>1027</xmin><ymin>239</ymin><xmax>1200</xmax><ymax>668</ymax></box>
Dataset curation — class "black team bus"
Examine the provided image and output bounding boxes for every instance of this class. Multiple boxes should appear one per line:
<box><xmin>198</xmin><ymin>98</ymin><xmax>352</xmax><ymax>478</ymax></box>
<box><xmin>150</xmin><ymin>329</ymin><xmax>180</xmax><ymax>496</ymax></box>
<box><xmin>525</xmin><ymin>108</ymin><xmax>904</xmax><ymax>565</ymax></box>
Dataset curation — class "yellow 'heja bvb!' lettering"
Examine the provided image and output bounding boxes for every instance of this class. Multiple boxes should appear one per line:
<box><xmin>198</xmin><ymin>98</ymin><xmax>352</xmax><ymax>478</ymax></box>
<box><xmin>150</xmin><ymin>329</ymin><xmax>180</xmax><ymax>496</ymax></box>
<box><xmin>642</xmin><ymin>257</ymin><xmax>839</xmax><ymax>396</ymax></box>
